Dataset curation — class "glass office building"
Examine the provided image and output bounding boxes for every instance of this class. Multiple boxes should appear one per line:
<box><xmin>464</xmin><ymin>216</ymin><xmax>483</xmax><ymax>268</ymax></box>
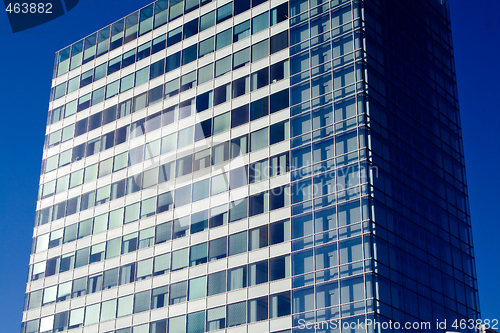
<box><xmin>22</xmin><ymin>0</ymin><xmax>480</xmax><ymax>332</ymax></box>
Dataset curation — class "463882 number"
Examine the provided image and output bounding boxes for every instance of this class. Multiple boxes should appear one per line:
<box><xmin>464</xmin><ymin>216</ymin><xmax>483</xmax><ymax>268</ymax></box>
<box><xmin>5</xmin><ymin>3</ymin><xmax>53</xmax><ymax>14</ymax></box>
<box><xmin>452</xmin><ymin>319</ymin><xmax>499</xmax><ymax>330</ymax></box>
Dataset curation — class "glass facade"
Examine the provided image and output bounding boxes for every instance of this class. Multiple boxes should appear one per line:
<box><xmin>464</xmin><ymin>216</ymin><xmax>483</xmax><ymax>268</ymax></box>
<box><xmin>22</xmin><ymin>0</ymin><xmax>480</xmax><ymax>332</ymax></box>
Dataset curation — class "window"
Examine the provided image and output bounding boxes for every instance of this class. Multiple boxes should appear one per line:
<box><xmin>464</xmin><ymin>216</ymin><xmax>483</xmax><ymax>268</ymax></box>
<box><xmin>122</xmin><ymin>49</ymin><xmax>136</xmax><ymax>68</ymax></box>
<box><xmin>248</xmin><ymin>260</ymin><xmax>268</xmax><ymax>286</ymax></box>
<box><xmin>270</xmin><ymin>120</ymin><xmax>288</xmax><ymax>145</ymax></box>
<box><xmin>59</xmin><ymin>252</ymin><xmax>75</xmax><ymax>272</ymax></box>
<box><xmin>252</xmin><ymin>12</ymin><xmax>269</xmax><ymax>34</ymax></box>
<box><xmin>213</xmin><ymin>112</ymin><xmax>230</xmax><ymax>134</ymax></box>
<box><xmin>195</xmin><ymin>119</ymin><xmax>212</xmax><ymax>142</ymax></box>
<box><xmin>194</xmin><ymin>150</ymin><xmax>211</xmax><ymax>171</ymax></box>
<box><xmin>152</xmin><ymin>286</ymin><xmax>169</xmax><ymax>309</ymax></box>
<box><xmin>169</xmin><ymin>0</ymin><xmax>183</xmax><ymax>20</ymax></box>
<box><xmin>207</xmin><ymin>306</ymin><xmax>226</xmax><ymax>331</ymax></box>
<box><xmin>80</xmin><ymin>69</ymin><xmax>93</xmax><ymax>87</ymax></box>
<box><xmin>208</xmin><ymin>271</ymin><xmax>226</xmax><ymax>296</ymax></box>
<box><xmin>122</xmin><ymin>232</ymin><xmax>138</xmax><ymax>254</ymax></box>
<box><xmin>162</xmin><ymin>105</ymin><xmax>177</xmax><ymax>127</ymax></box>
<box><xmin>191</xmin><ymin>210</ymin><xmax>209</xmax><ymax>233</ymax></box>
<box><xmin>185</xmin><ymin>0</ymin><xmax>199</xmax><ymax>13</ymax></box>
<box><xmin>49</xmin><ymin>229</ymin><xmax>63</xmax><ymax>249</ymax></box>
<box><xmin>191</xmin><ymin>179</ymin><xmax>209</xmax><ymax>204</ymax></box>
<box><xmin>117</xmin><ymin>295</ymin><xmax>133</xmax><ymax>317</ymax></box>
<box><xmin>124</xmin><ymin>202</ymin><xmax>140</xmax><ymax>223</ymax></box>
<box><xmin>233</xmin><ymin>47</ymin><xmax>250</xmax><ymax>69</ymax></box>
<box><xmin>150</xmin><ymin>59</ymin><xmax>165</xmax><ymax>79</ymax></box>
<box><xmin>200</xmin><ymin>10</ymin><xmax>215</xmax><ymax>31</ymax></box>
<box><xmin>108</xmin><ymin>56</ymin><xmax>121</xmax><ymax>74</ymax></box>
<box><xmin>53</xmin><ymin>311</ymin><xmax>68</xmax><ymax>331</ymax></box>
<box><xmin>181</xmin><ymin>71</ymin><xmax>197</xmax><ymax>92</ymax></box>
<box><xmin>271</xmin><ymin>3</ymin><xmax>288</xmax><ymax>25</ymax></box>
<box><xmin>171</xmin><ymin>248</ymin><xmax>189</xmax><ymax>271</ymax></box>
<box><xmin>269</xmin><ymin>291</ymin><xmax>291</xmax><ymax>318</ymax></box>
<box><xmin>211</xmin><ymin>142</ymin><xmax>230</xmax><ymax>166</ymax></box>
<box><xmin>153</xmin><ymin>253</ymin><xmax>170</xmax><ymax>276</ymax></box>
<box><xmin>198</xmin><ymin>63</ymin><xmax>213</xmax><ymax>84</ymax></box>
<box><xmin>271</xmin><ymin>88</ymin><xmax>290</xmax><ymax>114</ymax></box>
<box><xmin>136</xmin><ymin>258</ymin><xmax>153</xmax><ymax>280</ymax></box>
<box><xmin>250</xmin><ymin>96</ymin><xmax>268</xmax><ymax>120</ymax></box>
<box><xmin>57</xmin><ymin>282</ymin><xmax>71</xmax><ymax>302</ymax></box>
<box><xmin>270</xmin><ymin>255</ymin><xmax>290</xmax><ymax>280</ymax></box>
<box><xmin>199</xmin><ymin>36</ymin><xmax>214</xmax><ymax>58</ymax></box>
<box><xmin>157</xmin><ymin>191</ymin><xmax>174</xmax><ymax>213</ymax></box>
<box><xmin>178</xmin><ymin>126</ymin><xmax>194</xmax><ymax>148</ymax></box>
<box><xmin>119</xmin><ymin>263</ymin><xmax>135</xmax><ymax>285</ymax></box>
<box><xmin>252</xmin><ymin>39</ymin><xmax>269</xmax><ymax>62</ymax></box>
<box><xmin>231</xmin><ymin>135</ymin><xmax>247</xmax><ymax>158</ymax></box>
<box><xmin>209</xmin><ymin>204</ymin><xmax>227</xmax><ymax>228</ymax></box>
<box><xmin>190</xmin><ymin>242</ymin><xmax>208</xmax><ymax>266</ymax></box>
<box><xmin>137</xmin><ymin>42</ymin><xmax>151</xmax><ymax>60</ymax></box>
<box><xmin>151</xmin><ymin>319</ymin><xmax>168</xmax><ymax>333</ymax></box>
<box><xmin>229</xmin><ymin>166</ymin><xmax>248</xmax><ymax>190</ymax></box>
<box><xmin>183</xmin><ymin>18</ymin><xmax>198</xmax><ymax>39</ymax></box>
<box><xmin>170</xmin><ymin>281</ymin><xmax>187</xmax><ymax>304</ymax></box>
<box><xmin>155</xmin><ymin>222</ymin><xmax>172</xmax><ymax>244</ymax></box>
<box><xmin>67</xmin><ymin>75</ymin><xmax>80</xmax><ymax>93</ymax></box>
<box><xmin>90</xmin><ymin>242</ymin><xmax>105</xmax><ymax>263</ymax></box>
<box><xmin>214</xmin><ymin>84</ymin><xmax>231</xmax><ymax>106</ymax></box>
<box><xmin>188</xmin><ymin>276</ymin><xmax>207</xmax><ymax>300</ymax></box>
<box><xmin>229</xmin><ymin>231</ymin><xmax>247</xmax><ymax>256</ymax></box>
<box><xmin>182</xmin><ymin>44</ymin><xmax>197</xmax><ymax>65</ymax></box>
<box><xmin>134</xmin><ymin>290</ymin><xmax>151</xmax><ymax>313</ymax></box>
<box><xmin>249</xmin><ymin>225</ymin><xmax>268</xmax><ymax>250</ymax></box>
<box><xmin>166</xmin><ymin>51</ymin><xmax>181</xmax><ymax>72</ymax></box>
<box><xmin>72</xmin><ymin>277</ymin><xmax>86</xmax><ymax>298</ymax></box>
<box><xmin>124</xmin><ymin>12</ymin><xmax>138</xmax><ymax>43</ymax></box>
<box><xmin>248</xmin><ymin>296</ymin><xmax>268</xmax><ymax>322</ymax></box>
<box><xmin>292</xmin><ymin>286</ymin><xmax>314</xmax><ymax>314</ymax></box>
<box><xmin>28</xmin><ymin>290</ymin><xmax>42</xmax><ymax>309</ymax></box>
<box><xmin>165</xmin><ymin>78</ymin><xmax>180</xmax><ymax>98</ymax></box>
<box><xmin>251</xmin><ymin>67</ymin><xmax>269</xmax><ymax>91</ymax></box>
<box><xmin>234</xmin><ymin>0</ymin><xmax>250</xmax><ymax>15</ymax></box>
<box><xmin>233</xmin><ymin>20</ymin><xmax>250</xmax><ymax>42</ymax></box>
<box><xmin>100</xmin><ymin>299</ymin><xmax>117</xmax><ymax>322</ymax></box>
<box><xmin>74</xmin><ymin>247</ymin><xmax>89</xmax><ymax>268</ymax></box>
<box><xmin>231</xmin><ymin>105</ymin><xmax>249</xmax><ymax>128</ymax></box>
<box><xmin>120</xmin><ymin>73</ymin><xmax>134</xmax><ymax>92</ymax></box>
<box><xmin>161</xmin><ymin>133</ymin><xmax>177</xmax><ymax>154</ymax></box>
<box><xmin>250</xmin><ymin>128</ymin><xmax>268</xmax><ymax>151</ymax></box>
<box><xmin>105</xmin><ymin>237</ymin><xmax>121</xmax><ymax>259</ymax></box>
<box><xmin>196</xmin><ymin>90</ymin><xmax>213</xmax><ymax>112</ymax></box>
<box><xmin>211</xmin><ymin>174</ymin><xmax>229</xmax><ymax>196</ymax></box>
<box><xmin>68</xmin><ymin>307</ymin><xmax>84</xmax><ymax>329</ymax></box>
<box><xmin>103</xmin><ymin>268</ymin><xmax>119</xmax><ymax>289</ymax></box>
<box><xmin>152</xmin><ymin>34</ymin><xmax>166</xmax><ymax>53</ymax></box>
<box><xmin>167</xmin><ymin>26</ymin><xmax>182</xmax><ymax>46</ymax></box>
<box><xmin>270</xmin><ymin>30</ymin><xmax>289</xmax><ymax>54</ymax></box>
<box><xmin>216</xmin><ymin>29</ymin><xmax>232</xmax><ymax>50</ymax></box>
<box><xmin>176</xmin><ymin>155</ymin><xmax>193</xmax><ymax>178</ymax></box>
<box><xmin>340</xmin><ymin>276</ymin><xmax>364</xmax><ymax>303</ymax></box>
<box><xmin>229</xmin><ymin>198</ymin><xmax>247</xmax><ymax>222</ymax></box>
<box><xmin>227</xmin><ymin>301</ymin><xmax>246</xmax><ymax>327</ymax></box>
<box><xmin>217</xmin><ymin>2</ymin><xmax>232</xmax><ymax>23</ymax></box>
<box><xmin>108</xmin><ymin>208</ymin><xmax>123</xmax><ymax>229</ymax></box>
<box><xmin>232</xmin><ymin>76</ymin><xmax>249</xmax><ymax>98</ymax></box>
<box><xmin>209</xmin><ymin>237</ymin><xmax>226</xmax><ymax>261</ymax></box>
<box><xmin>173</xmin><ymin>215</ymin><xmax>190</xmax><ymax>239</ymax></box>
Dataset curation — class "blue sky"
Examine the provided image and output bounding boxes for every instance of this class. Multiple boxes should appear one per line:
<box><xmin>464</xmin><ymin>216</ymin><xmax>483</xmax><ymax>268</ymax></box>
<box><xmin>0</xmin><ymin>0</ymin><xmax>498</xmax><ymax>331</ymax></box>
